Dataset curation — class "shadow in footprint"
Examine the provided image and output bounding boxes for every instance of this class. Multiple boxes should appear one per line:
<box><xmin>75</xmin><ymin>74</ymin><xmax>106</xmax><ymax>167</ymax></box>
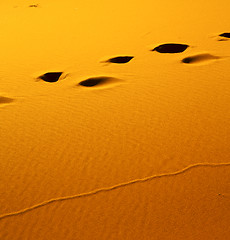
<box><xmin>29</xmin><ymin>4</ymin><xmax>39</xmax><ymax>8</ymax></box>
<box><xmin>219</xmin><ymin>33</ymin><xmax>230</xmax><ymax>39</ymax></box>
<box><xmin>151</xmin><ymin>43</ymin><xmax>189</xmax><ymax>53</ymax></box>
<box><xmin>0</xmin><ymin>96</ymin><xmax>14</xmax><ymax>105</ymax></box>
<box><xmin>103</xmin><ymin>56</ymin><xmax>134</xmax><ymax>64</ymax></box>
<box><xmin>37</xmin><ymin>72</ymin><xmax>63</xmax><ymax>83</ymax></box>
<box><xmin>182</xmin><ymin>53</ymin><xmax>220</xmax><ymax>64</ymax></box>
<box><xmin>78</xmin><ymin>76</ymin><xmax>121</xmax><ymax>88</ymax></box>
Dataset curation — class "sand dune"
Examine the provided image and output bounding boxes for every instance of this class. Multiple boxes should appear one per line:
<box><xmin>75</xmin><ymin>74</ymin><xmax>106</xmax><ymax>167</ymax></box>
<box><xmin>0</xmin><ymin>0</ymin><xmax>229</xmax><ymax>239</ymax></box>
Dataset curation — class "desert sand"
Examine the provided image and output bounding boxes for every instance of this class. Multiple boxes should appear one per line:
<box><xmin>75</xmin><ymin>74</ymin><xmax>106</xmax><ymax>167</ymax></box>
<box><xmin>0</xmin><ymin>0</ymin><xmax>230</xmax><ymax>239</ymax></box>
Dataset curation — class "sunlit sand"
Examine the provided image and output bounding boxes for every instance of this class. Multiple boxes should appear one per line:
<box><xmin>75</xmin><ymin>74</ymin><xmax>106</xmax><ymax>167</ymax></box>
<box><xmin>0</xmin><ymin>0</ymin><xmax>229</xmax><ymax>239</ymax></box>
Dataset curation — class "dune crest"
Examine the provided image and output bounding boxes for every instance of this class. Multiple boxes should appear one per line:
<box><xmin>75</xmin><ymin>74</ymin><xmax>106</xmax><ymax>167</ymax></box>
<box><xmin>0</xmin><ymin>162</ymin><xmax>229</xmax><ymax>221</ymax></box>
<box><xmin>0</xmin><ymin>163</ymin><xmax>230</xmax><ymax>220</ymax></box>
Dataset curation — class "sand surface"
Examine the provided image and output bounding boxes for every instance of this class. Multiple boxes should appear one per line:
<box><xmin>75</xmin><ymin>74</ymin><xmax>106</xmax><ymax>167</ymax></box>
<box><xmin>0</xmin><ymin>0</ymin><xmax>230</xmax><ymax>239</ymax></box>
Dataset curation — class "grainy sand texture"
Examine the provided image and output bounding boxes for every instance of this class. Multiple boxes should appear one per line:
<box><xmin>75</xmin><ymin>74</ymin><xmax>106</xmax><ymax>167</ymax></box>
<box><xmin>0</xmin><ymin>0</ymin><xmax>230</xmax><ymax>239</ymax></box>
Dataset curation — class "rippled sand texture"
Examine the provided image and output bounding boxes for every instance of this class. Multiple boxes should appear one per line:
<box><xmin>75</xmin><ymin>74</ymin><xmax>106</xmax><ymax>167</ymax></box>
<box><xmin>0</xmin><ymin>0</ymin><xmax>230</xmax><ymax>239</ymax></box>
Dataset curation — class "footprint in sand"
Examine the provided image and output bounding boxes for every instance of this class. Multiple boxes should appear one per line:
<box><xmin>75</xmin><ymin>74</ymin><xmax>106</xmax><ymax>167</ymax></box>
<box><xmin>28</xmin><ymin>4</ymin><xmax>39</xmax><ymax>8</ymax></box>
<box><xmin>37</xmin><ymin>72</ymin><xmax>64</xmax><ymax>83</ymax></box>
<box><xmin>218</xmin><ymin>32</ymin><xmax>230</xmax><ymax>41</ymax></box>
<box><xmin>151</xmin><ymin>43</ymin><xmax>189</xmax><ymax>53</ymax></box>
<box><xmin>181</xmin><ymin>53</ymin><xmax>220</xmax><ymax>64</ymax></box>
<box><xmin>0</xmin><ymin>96</ymin><xmax>14</xmax><ymax>106</ymax></box>
<box><xmin>102</xmin><ymin>56</ymin><xmax>134</xmax><ymax>64</ymax></box>
<box><xmin>219</xmin><ymin>32</ymin><xmax>230</xmax><ymax>39</ymax></box>
<box><xmin>78</xmin><ymin>76</ymin><xmax>122</xmax><ymax>88</ymax></box>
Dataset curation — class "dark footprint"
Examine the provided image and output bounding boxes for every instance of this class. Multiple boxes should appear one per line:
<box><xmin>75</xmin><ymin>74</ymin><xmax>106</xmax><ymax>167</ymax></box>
<box><xmin>104</xmin><ymin>56</ymin><xmax>134</xmax><ymax>64</ymax></box>
<box><xmin>37</xmin><ymin>72</ymin><xmax>63</xmax><ymax>83</ymax></box>
<box><xmin>219</xmin><ymin>33</ymin><xmax>230</xmax><ymax>38</ymax></box>
<box><xmin>0</xmin><ymin>96</ymin><xmax>14</xmax><ymax>105</ymax></box>
<box><xmin>78</xmin><ymin>76</ymin><xmax>120</xmax><ymax>87</ymax></box>
<box><xmin>29</xmin><ymin>4</ymin><xmax>39</xmax><ymax>8</ymax></box>
<box><xmin>182</xmin><ymin>53</ymin><xmax>220</xmax><ymax>64</ymax></box>
<box><xmin>151</xmin><ymin>43</ymin><xmax>189</xmax><ymax>53</ymax></box>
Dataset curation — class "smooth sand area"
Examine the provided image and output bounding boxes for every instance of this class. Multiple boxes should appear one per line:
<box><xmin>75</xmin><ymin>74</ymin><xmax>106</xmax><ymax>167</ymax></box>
<box><xmin>0</xmin><ymin>0</ymin><xmax>230</xmax><ymax>239</ymax></box>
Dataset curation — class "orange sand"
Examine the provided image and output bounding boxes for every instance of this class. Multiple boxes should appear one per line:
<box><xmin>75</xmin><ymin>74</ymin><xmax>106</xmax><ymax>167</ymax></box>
<box><xmin>0</xmin><ymin>0</ymin><xmax>230</xmax><ymax>239</ymax></box>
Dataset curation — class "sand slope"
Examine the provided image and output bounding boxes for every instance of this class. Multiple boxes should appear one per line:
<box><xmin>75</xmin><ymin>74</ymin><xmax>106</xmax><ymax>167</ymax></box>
<box><xmin>0</xmin><ymin>0</ymin><xmax>230</xmax><ymax>239</ymax></box>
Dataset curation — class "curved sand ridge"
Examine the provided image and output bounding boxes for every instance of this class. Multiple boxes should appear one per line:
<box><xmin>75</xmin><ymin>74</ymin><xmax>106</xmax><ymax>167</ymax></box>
<box><xmin>0</xmin><ymin>162</ymin><xmax>229</xmax><ymax>221</ymax></box>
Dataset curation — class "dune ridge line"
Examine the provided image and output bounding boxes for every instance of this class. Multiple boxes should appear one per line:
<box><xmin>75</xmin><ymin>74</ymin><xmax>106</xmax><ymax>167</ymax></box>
<box><xmin>0</xmin><ymin>162</ymin><xmax>230</xmax><ymax>220</ymax></box>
